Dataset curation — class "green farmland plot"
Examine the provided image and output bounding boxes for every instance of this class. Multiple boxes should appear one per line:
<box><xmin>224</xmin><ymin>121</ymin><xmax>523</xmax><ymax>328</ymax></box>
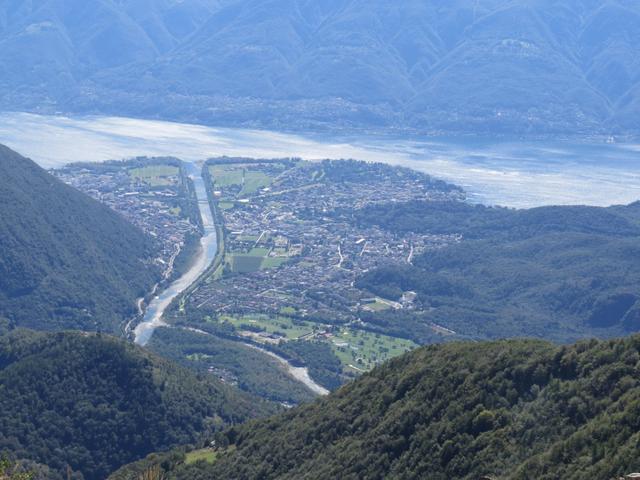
<box><xmin>209</xmin><ymin>165</ymin><xmax>245</xmax><ymax>187</ymax></box>
<box><xmin>209</xmin><ymin>165</ymin><xmax>276</xmax><ymax>196</ymax></box>
<box><xmin>261</xmin><ymin>257</ymin><xmax>287</xmax><ymax>269</ymax></box>
<box><xmin>229</xmin><ymin>254</ymin><xmax>264</xmax><ymax>273</ymax></box>
<box><xmin>240</xmin><ymin>171</ymin><xmax>272</xmax><ymax>196</ymax></box>
<box><xmin>220</xmin><ymin>314</ymin><xmax>315</xmax><ymax>340</ymax></box>
<box><xmin>249</xmin><ymin>247</ymin><xmax>271</xmax><ymax>256</ymax></box>
<box><xmin>226</xmin><ymin>249</ymin><xmax>288</xmax><ymax>273</ymax></box>
<box><xmin>217</xmin><ymin>312</ymin><xmax>416</xmax><ymax>373</ymax></box>
<box><xmin>236</xmin><ymin>234</ymin><xmax>259</xmax><ymax>242</ymax></box>
<box><xmin>129</xmin><ymin>165</ymin><xmax>179</xmax><ymax>186</ymax></box>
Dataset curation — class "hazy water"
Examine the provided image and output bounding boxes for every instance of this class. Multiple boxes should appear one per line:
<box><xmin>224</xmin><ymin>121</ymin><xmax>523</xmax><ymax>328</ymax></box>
<box><xmin>0</xmin><ymin>111</ymin><xmax>638</xmax><ymax>208</ymax></box>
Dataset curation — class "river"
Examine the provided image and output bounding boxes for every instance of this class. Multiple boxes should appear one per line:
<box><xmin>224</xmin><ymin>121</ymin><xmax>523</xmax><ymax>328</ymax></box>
<box><xmin>245</xmin><ymin>344</ymin><xmax>330</xmax><ymax>396</ymax></box>
<box><xmin>182</xmin><ymin>327</ymin><xmax>330</xmax><ymax>396</ymax></box>
<box><xmin>131</xmin><ymin>165</ymin><xmax>329</xmax><ymax>396</ymax></box>
<box><xmin>133</xmin><ymin>164</ymin><xmax>218</xmax><ymax>346</ymax></box>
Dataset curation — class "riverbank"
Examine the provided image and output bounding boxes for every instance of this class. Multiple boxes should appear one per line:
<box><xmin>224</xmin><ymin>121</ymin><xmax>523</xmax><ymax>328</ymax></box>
<box><xmin>133</xmin><ymin>167</ymin><xmax>218</xmax><ymax>346</ymax></box>
<box><xmin>180</xmin><ymin>326</ymin><xmax>329</xmax><ymax>396</ymax></box>
<box><xmin>244</xmin><ymin>344</ymin><xmax>330</xmax><ymax>396</ymax></box>
<box><xmin>131</xmin><ymin>164</ymin><xmax>329</xmax><ymax>397</ymax></box>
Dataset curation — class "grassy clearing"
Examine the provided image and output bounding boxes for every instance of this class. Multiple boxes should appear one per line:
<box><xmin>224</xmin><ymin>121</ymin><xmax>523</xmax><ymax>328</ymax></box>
<box><xmin>219</xmin><ymin>313</ymin><xmax>416</xmax><ymax>371</ymax></box>
<box><xmin>209</xmin><ymin>165</ymin><xmax>245</xmax><ymax>187</ymax></box>
<box><xmin>209</xmin><ymin>165</ymin><xmax>274</xmax><ymax>197</ymax></box>
<box><xmin>221</xmin><ymin>314</ymin><xmax>314</xmax><ymax>340</ymax></box>
<box><xmin>249</xmin><ymin>247</ymin><xmax>271</xmax><ymax>256</ymax></box>
<box><xmin>236</xmin><ymin>234</ymin><xmax>259</xmax><ymax>242</ymax></box>
<box><xmin>331</xmin><ymin>328</ymin><xmax>417</xmax><ymax>370</ymax></box>
<box><xmin>240</xmin><ymin>171</ymin><xmax>272</xmax><ymax>196</ymax></box>
<box><xmin>363</xmin><ymin>299</ymin><xmax>393</xmax><ymax>312</ymax></box>
<box><xmin>185</xmin><ymin>449</ymin><xmax>217</xmax><ymax>465</ymax></box>
<box><xmin>261</xmin><ymin>257</ymin><xmax>287</xmax><ymax>269</ymax></box>
<box><xmin>129</xmin><ymin>165</ymin><xmax>179</xmax><ymax>186</ymax></box>
<box><xmin>226</xmin><ymin>249</ymin><xmax>287</xmax><ymax>273</ymax></box>
<box><xmin>229</xmin><ymin>254</ymin><xmax>264</xmax><ymax>273</ymax></box>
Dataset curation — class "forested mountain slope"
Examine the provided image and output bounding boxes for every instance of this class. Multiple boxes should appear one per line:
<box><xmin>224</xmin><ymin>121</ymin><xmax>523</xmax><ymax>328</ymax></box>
<box><xmin>112</xmin><ymin>335</ymin><xmax>640</xmax><ymax>480</ymax></box>
<box><xmin>352</xmin><ymin>200</ymin><xmax>640</xmax><ymax>342</ymax></box>
<box><xmin>0</xmin><ymin>327</ymin><xmax>274</xmax><ymax>480</ymax></box>
<box><xmin>0</xmin><ymin>144</ymin><xmax>160</xmax><ymax>333</ymax></box>
<box><xmin>2</xmin><ymin>0</ymin><xmax>640</xmax><ymax>134</ymax></box>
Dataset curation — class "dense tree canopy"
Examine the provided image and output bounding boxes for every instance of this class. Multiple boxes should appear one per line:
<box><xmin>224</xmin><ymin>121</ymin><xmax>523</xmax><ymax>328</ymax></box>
<box><xmin>0</xmin><ymin>145</ymin><xmax>161</xmax><ymax>333</ymax></box>
<box><xmin>353</xmin><ymin>200</ymin><xmax>640</xmax><ymax>342</ymax></box>
<box><xmin>0</xmin><ymin>328</ymin><xmax>275</xmax><ymax>480</ymax></box>
<box><xmin>113</xmin><ymin>335</ymin><xmax>640</xmax><ymax>479</ymax></box>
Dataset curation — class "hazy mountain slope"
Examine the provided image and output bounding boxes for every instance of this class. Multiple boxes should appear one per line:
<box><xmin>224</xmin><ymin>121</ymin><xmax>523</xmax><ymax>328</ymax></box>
<box><xmin>0</xmin><ymin>327</ymin><xmax>274</xmax><ymax>480</ymax></box>
<box><xmin>113</xmin><ymin>336</ymin><xmax>640</xmax><ymax>480</ymax></box>
<box><xmin>0</xmin><ymin>0</ymin><xmax>224</xmax><ymax>107</ymax></box>
<box><xmin>0</xmin><ymin>144</ymin><xmax>160</xmax><ymax>333</ymax></box>
<box><xmin>3</xmin><ymin>0</ymin><xmax>639</xmax><ymax>134</ymax></box>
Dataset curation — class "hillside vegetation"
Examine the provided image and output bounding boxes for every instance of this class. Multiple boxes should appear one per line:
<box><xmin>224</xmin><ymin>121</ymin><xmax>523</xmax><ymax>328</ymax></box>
<box><xmin>112</xmin><ymin>335</ymin><xmax>640</xmax><ymax>479</ymax></box>
<box><xmin>353</xmin><ymin>200</ymin><xmax>640</xmax><ymax>342</ymax></box>
<box><xmin>149</xmin><ymin>326</ymin><xmax>318</xmax><ymax>404</ymax></box>
<box><xmin>0</xmin><ymin>144</ymin><xmax>160</xmax><ymax>333</ymax></box>
<box><xmin>0</xmin><ymin>327</ymin><xmax>275</xmax><ymax>480</ymax></box>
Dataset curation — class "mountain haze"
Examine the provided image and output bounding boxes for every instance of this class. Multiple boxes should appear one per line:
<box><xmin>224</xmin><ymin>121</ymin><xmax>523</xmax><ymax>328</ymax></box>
<box><xmin>0</xmin><ymin>144</ymin><xmax>160</xmax><ymax>333</ymax></box>
<box><xmin>2</xmin><ymin>1</ymin><xmax>640</xmax><ymax>134</ymax></box>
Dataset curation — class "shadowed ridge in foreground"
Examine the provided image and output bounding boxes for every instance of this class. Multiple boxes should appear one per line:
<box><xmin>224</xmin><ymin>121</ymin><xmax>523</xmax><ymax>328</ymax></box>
<box><xmin>112</xmin><ymin>335</ymin><xmax>640</xmax><ymax>479</ymax></box>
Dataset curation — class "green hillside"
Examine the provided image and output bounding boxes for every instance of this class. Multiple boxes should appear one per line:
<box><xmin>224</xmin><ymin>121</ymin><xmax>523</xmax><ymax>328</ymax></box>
<box><xmin>0</xmin><ymin>326</ymin><xmax>275</xmax><ymax>480</ymax></box>
<box><xmin>353</xmin><ymin>200</ymin><xmax>640</xmax><ymax>342</ymax></box>
<box><xmin>0</xmin><ymin>144</ymin><xmax>160</xmax><ymax>333</ymax></box>
<box><xmin>113</xmin><ymin>335</ymin><xmax>640</xmax><ymax>479</ymax></box>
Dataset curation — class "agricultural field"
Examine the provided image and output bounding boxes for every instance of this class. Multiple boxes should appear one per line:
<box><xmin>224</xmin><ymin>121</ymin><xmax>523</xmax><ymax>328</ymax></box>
<box><xmin>208</xmin><ymin>164</ymin><xmax>245</xmax><ymax>188</ymax></box>
<box><xmin>241</xmin><ymin>171</ymin><xmax>272</xmax><ymax>196</ymax></box>
<box><xmin>208</xmin><ymin>161</ymin><xmax>299</xmax><ymax>274</ymax></box>
<box><xmin>227</xmin><ymin>253</ymin><xmax>264</xmax><ymax>273</ymax></box>
<box><xmin>209</xmin><ymin>162</ymin><xmax>284</xmax><ymax>198</ymax></box>
<box><xmin>129</xmin><ymin>165</ymin><xmax>179</xmax><ymax>186</ymax></box>
<box><xmin>224</xmin><ymin>249</ymin><xmax>292</xmax><ymax>273</ymax></box>
<box><xmin>216</xmin><ymin>314</ymin><xmax>315</xmax><ymax>340</ymax></box>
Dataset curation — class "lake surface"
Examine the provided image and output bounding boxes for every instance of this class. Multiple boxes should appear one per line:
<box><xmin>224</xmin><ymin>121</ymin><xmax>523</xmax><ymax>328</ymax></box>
<box><xmin>133</xmin><ymin>166</ymin><xmax>217</xmax><ymax>346</ymax></box>
<box><xmin>0</xmin><ymin>112</ymin><xmax>638</xmax><ymax>208</ymax></box>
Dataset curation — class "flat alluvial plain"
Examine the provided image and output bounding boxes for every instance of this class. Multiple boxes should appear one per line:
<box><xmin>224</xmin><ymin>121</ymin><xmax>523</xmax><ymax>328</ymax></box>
<box><xmin>158</xmin><ymin>158</ymin><xmax>461</xmax><ymax>390</ymax></box>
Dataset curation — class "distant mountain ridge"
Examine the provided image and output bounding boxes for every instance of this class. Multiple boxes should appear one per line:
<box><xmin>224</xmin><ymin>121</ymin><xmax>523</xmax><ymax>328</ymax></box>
<box><xmin>0</xmin><ymin>144</ymin><xmax>160</xmax><ymax>333</ymax></box>
<box><xmin>1</xmin><ymin>0</ymin><xmax>640</xmax><ymax>134</ymax></box>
